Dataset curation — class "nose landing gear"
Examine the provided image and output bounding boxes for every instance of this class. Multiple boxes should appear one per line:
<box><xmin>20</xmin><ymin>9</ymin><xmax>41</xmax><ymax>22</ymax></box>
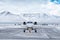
<box><xmin>23</xmin><ymin>27</ymin><xmax>37</xmax><ymax>33</ymax></box>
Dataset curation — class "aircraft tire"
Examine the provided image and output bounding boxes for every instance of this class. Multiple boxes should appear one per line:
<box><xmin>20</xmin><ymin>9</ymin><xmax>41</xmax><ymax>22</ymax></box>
<box><xmin>23</xmin><ymin>29</ymin><xmax>25</xmax><ymax>33</ymax></box>
<box><xmin>35</xmin><ymin>29</ymin><xmax>37</xmax><ymax>33</ymax></box>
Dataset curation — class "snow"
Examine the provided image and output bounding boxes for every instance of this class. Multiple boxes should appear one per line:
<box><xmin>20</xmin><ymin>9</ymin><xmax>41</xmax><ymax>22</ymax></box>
<box><xmin>0</xmin><ymin>0</ymin><xmax>59</xmax><ymax>39</ymax></box>
<box><xmin>0</xmin><ymin>11</ymin><xmax>60</xmax><ymax>24</ymax></box>
<box><xmin>0</xmin><ymin>11</ymin><xmax>26</xmax><ymax>22</ymax></box>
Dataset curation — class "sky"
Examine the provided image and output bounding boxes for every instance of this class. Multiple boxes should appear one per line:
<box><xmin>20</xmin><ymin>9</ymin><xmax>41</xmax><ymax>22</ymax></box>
<box><xmin>0</xmin><ymin>0</ymin><xmax>60</xmax><ymax>16</ymax></box>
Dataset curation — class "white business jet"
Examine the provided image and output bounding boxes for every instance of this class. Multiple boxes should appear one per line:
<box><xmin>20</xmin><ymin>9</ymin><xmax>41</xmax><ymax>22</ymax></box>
<box><xmin>22</xmin><ymin>21</ymin><xmax>37</xmax><ymax>33</ymax></box>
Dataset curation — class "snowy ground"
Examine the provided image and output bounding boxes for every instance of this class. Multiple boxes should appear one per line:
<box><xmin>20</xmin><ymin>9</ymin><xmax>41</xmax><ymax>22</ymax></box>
<box><xmin>0</xmin><ymin>25</ymin><xmax>60</xmax><ymax>40</ymax></box>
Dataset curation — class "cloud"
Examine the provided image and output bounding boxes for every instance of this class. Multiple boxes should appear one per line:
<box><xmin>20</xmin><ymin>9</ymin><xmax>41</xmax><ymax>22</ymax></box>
<box><xmin>0</xmin><ymin>0</ymin><xmax>60</xmax><ymax>16</ymax></box>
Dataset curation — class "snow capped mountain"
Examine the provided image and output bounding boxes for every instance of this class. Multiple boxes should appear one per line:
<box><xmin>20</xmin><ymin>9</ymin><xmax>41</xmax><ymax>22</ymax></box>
<box><xmin>22</xmin><ymin>13</ymin><xmax>60</xmax><ymax>23</ymax></box>
<box><xmin>0</xmin><ymin>11</ymin><xmax>26</xmax><ymax>22</ymax></box>
<box><xmin>0</xmin><ymin>11</ymin><xmax>60</xmax><ymax>24</ymax></box>
<box><xmin>0</xmin><ymin>11</ymin><xmax>18</xmax><ymax>16</ymax></box>
<box><xmin>22</xmin><ymin>13</ymin><xmax>60</xmax><ymax>18</ymax></box>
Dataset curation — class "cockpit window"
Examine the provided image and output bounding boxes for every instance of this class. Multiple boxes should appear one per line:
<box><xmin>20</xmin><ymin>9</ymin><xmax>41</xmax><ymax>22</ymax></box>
<box><xmin>27</xmin><ymin>22</ymin><xmax>33</xmax><ymax>23</ymax></box>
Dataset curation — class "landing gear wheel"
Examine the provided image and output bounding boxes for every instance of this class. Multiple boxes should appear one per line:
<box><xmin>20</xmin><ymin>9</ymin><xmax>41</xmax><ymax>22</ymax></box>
<box><xmin>15</xmin><ymin>24</ymin><xmax>16</xmax><ymax>25</ymax></box>
<box><xmin>35</xmin><ymin>29</ymin><xmax>37</xmax><ymax>33</ymax></box>
<box><xmin>23</xmin><ymin>29</ymin><xmax>25</xmax><ymax>33</ymax></box>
